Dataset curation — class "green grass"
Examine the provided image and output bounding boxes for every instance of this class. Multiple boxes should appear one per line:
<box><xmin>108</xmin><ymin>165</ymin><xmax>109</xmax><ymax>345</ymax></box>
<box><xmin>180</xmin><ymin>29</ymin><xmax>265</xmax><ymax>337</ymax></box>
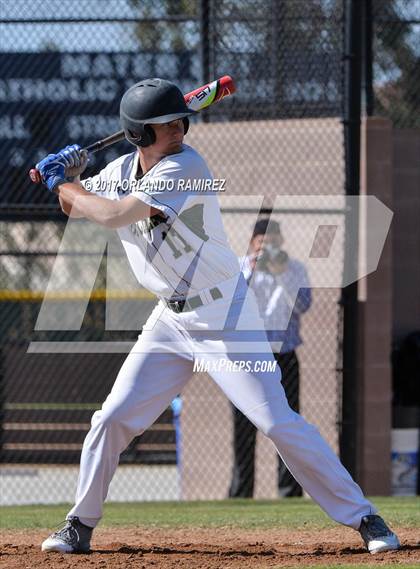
<box><xmin>0</xmin><ymin>496</ymin><xmax>419</xmax><ymax>530</ymax></box>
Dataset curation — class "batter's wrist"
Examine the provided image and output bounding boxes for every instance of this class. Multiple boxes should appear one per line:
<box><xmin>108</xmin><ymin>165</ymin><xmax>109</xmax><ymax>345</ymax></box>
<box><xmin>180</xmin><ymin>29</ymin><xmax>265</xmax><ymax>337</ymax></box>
<box><xmin>46</xmin><ymin>175</ymin><xmax>69</xmax><ymax>193</ymax></box>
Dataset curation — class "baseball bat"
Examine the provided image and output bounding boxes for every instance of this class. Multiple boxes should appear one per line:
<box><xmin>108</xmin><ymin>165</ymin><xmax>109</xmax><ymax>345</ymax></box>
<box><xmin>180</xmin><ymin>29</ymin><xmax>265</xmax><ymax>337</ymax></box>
<box><xmin>29</xmin><ymin>75</ymin><xmax>235</xmax><ymax>184</ymax></box>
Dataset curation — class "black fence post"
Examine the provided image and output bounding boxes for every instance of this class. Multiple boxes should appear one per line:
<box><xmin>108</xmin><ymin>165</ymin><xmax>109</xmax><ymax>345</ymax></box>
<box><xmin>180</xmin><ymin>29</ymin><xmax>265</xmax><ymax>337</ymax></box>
<box><xmin>340</xmin><ymin>0</ymin><xmax>363</xmax><ymax>479</ymax></box>
<box><xmin>362</xmin><ymin>0</ymin><xmax>374</xmax><ymax>116</ymax></box>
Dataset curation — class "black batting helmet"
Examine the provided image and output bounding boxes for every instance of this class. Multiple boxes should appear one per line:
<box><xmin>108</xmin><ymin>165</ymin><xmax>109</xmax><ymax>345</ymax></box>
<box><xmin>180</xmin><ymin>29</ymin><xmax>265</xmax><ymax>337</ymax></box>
<box><xmin>120</xmin><ymin>78</ymin><xmax>197</xmax><ymax>147</ymax></box>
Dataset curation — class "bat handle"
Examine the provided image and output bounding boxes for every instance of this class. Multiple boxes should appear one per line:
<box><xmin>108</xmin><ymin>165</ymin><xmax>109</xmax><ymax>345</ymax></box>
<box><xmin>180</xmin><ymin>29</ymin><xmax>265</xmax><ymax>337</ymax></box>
<box><xmin>28</xmin><ymin>131</ymin><xmax>126</xmax><ymax>184</ymax></box>
<box><xmin>29</xmin><ymin>168</ymin><xmax>42</xmax><ymax>184</ymax></box>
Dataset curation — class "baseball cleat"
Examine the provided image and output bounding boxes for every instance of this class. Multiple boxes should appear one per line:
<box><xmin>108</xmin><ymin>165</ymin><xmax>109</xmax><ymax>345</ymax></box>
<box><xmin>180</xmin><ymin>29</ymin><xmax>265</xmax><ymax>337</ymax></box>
<box><xmin>41</xmin><ymin>516</ymin><xmax>93</xmax><ymax>553</ymax></box>
<box><xmin>358</xmin><ymin>514</ymin><xmax>400</xmax><ymax>554</ymax></box>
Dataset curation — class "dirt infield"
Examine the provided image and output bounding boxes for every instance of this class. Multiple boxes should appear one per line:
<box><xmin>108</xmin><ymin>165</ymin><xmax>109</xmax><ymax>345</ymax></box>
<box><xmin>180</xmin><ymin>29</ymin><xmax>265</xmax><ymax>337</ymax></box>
<box><xmin>1</xmin><ymin>527</ymin><xmax>419</xmax><ymax>568</ymax></box>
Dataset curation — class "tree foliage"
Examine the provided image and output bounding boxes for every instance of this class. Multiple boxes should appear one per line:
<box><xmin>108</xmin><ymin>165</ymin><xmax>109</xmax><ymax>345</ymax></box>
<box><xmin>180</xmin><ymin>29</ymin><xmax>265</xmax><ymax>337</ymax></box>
<box><xmin>373</xmin><ymin>0</ymin><xmax>420</xmax><ymax>127</ymax></box>
<box><xmin>128</xmin><ymin>0</ymin><xmax>198</xmax><ymax>52</ymax></box>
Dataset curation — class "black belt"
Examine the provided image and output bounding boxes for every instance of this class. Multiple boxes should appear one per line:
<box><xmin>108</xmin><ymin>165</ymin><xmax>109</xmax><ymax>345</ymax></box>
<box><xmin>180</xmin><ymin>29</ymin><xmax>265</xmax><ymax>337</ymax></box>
<box><xmin>164</xmin><ymin>287</ymin><xmax>223</xmax><ymax>313</ymax></box>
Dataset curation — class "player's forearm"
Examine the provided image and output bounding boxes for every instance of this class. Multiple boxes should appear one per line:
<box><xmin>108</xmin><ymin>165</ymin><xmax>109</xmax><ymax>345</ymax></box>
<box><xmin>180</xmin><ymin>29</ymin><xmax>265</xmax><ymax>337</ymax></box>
<box><xmin>56</xmin><ymin>180</ymin><xmax>86</xmax><ymax>218</ymax></box>
<box><xmin>55</xmin><ymin>183</ymin><xmax>157</xmax><ymax>228</ymax></box>
<box><xmin>55</xmin><ymin>182</ymin><xmax>121</xmax><ymax>227</ymax></box>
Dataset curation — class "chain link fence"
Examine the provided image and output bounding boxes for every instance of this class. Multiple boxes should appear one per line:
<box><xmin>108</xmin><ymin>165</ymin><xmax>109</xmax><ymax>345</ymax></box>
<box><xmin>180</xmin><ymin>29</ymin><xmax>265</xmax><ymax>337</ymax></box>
<box><xmin>1</xmin><ymin>0</ymin><xmax>415</xmax><ymax>505</ymax></box>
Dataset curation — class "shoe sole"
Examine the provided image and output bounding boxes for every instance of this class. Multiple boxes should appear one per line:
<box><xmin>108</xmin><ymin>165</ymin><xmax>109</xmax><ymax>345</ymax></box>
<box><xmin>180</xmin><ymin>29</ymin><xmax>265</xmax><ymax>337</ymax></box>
<box><xmin>42</xmin><ymin>542</ymin><xmax>75</xmax><ymax>553</ymax></box>
<box><xmin>369</xmin><ymin>539</ymin><xmax>400</xmax><ymax>554</ymax></box>
<box><xmin>41</xmin><ymin>540</ymin><xmax>90</xmax><ymax>553</ymax></box>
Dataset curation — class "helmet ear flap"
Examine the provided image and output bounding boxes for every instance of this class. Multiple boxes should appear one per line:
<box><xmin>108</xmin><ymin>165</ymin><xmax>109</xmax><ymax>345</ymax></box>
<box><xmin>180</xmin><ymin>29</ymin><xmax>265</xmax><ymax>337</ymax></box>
<box><xmin>139</xmin><ymin>125</ymin><xmax>156</xmax><ymax>147</ymax></box>
<box><xmin>126</xmin><ymin>129</ymin><xmax>142</xmax><ymax>146</ymax></box>
<box><xmin>125</xmin><ymin>125</ymin><xmax>156</xmax><ymax>147</ymax></box>
<box><xmin>125</xmin><ymin>120</ymin><xmax>186</xmax><ymax>148</ymax></box>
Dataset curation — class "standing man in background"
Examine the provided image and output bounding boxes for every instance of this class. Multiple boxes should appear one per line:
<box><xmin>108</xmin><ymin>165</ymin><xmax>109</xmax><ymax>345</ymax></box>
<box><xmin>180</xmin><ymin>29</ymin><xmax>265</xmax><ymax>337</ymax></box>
<box><xmin>229</xmin><ymin>218</ymin><xmax>311</xmax><ymax>498</ymax></box>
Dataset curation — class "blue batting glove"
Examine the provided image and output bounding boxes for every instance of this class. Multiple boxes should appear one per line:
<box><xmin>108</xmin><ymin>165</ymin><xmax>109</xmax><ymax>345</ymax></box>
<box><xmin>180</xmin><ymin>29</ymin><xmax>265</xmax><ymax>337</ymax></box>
<box><xmin>35</xmin><ymin>153</ymin><xmax>68</xmax><ymax>193</ymax></box>
<box><xmin>59</xmin><ymin>144</ymin><xmax>83</xmax><ymax>168</ymax></box>
<box><xmin>58</xmin><ymin>144</ymin><xmax>88</xmax><ymax>179</ymax></box>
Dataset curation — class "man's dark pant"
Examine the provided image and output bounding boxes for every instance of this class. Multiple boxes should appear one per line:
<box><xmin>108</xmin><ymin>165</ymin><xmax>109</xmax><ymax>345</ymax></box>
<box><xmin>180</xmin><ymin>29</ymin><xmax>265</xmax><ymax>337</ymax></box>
<box><xmin>229</xmin><ymin>350</ymin><xmax>302</xmax><ymax>498</ymax></box>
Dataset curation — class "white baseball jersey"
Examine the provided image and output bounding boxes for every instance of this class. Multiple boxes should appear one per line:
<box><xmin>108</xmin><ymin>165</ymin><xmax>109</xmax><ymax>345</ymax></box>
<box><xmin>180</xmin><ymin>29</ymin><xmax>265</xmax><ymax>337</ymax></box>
<box><xmin>82</xmin><ymin>144</ymin><xmax>240</xmax><ymax>300</ymax></box>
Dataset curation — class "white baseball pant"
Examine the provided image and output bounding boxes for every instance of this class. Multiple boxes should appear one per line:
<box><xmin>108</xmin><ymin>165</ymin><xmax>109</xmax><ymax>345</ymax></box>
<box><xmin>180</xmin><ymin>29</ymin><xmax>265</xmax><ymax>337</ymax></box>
<box><xmin>67</xmin><ymin>283</ymin><xmax>375</xmax><ymax>529</ymax></box>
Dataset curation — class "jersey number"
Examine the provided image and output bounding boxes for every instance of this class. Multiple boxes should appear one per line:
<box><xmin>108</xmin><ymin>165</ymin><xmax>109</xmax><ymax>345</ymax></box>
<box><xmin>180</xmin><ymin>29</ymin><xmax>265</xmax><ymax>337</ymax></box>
<box><xmin>161</xmin><ymin>205</ymin><xmax>208</xmax><ymax>259</ymax></box>
<box><xmin>162</xmin><ymin>228</ymin><xmax>193</xmax><ymax>259</ymax></box>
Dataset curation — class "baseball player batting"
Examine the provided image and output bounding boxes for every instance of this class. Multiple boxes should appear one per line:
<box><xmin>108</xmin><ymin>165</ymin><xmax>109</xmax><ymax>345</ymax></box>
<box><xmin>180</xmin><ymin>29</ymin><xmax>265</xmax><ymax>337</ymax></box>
<box><xmin>36</xmin><ymin>78</ymin><xmax>399</xmax><ymax>555</ymax></box>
